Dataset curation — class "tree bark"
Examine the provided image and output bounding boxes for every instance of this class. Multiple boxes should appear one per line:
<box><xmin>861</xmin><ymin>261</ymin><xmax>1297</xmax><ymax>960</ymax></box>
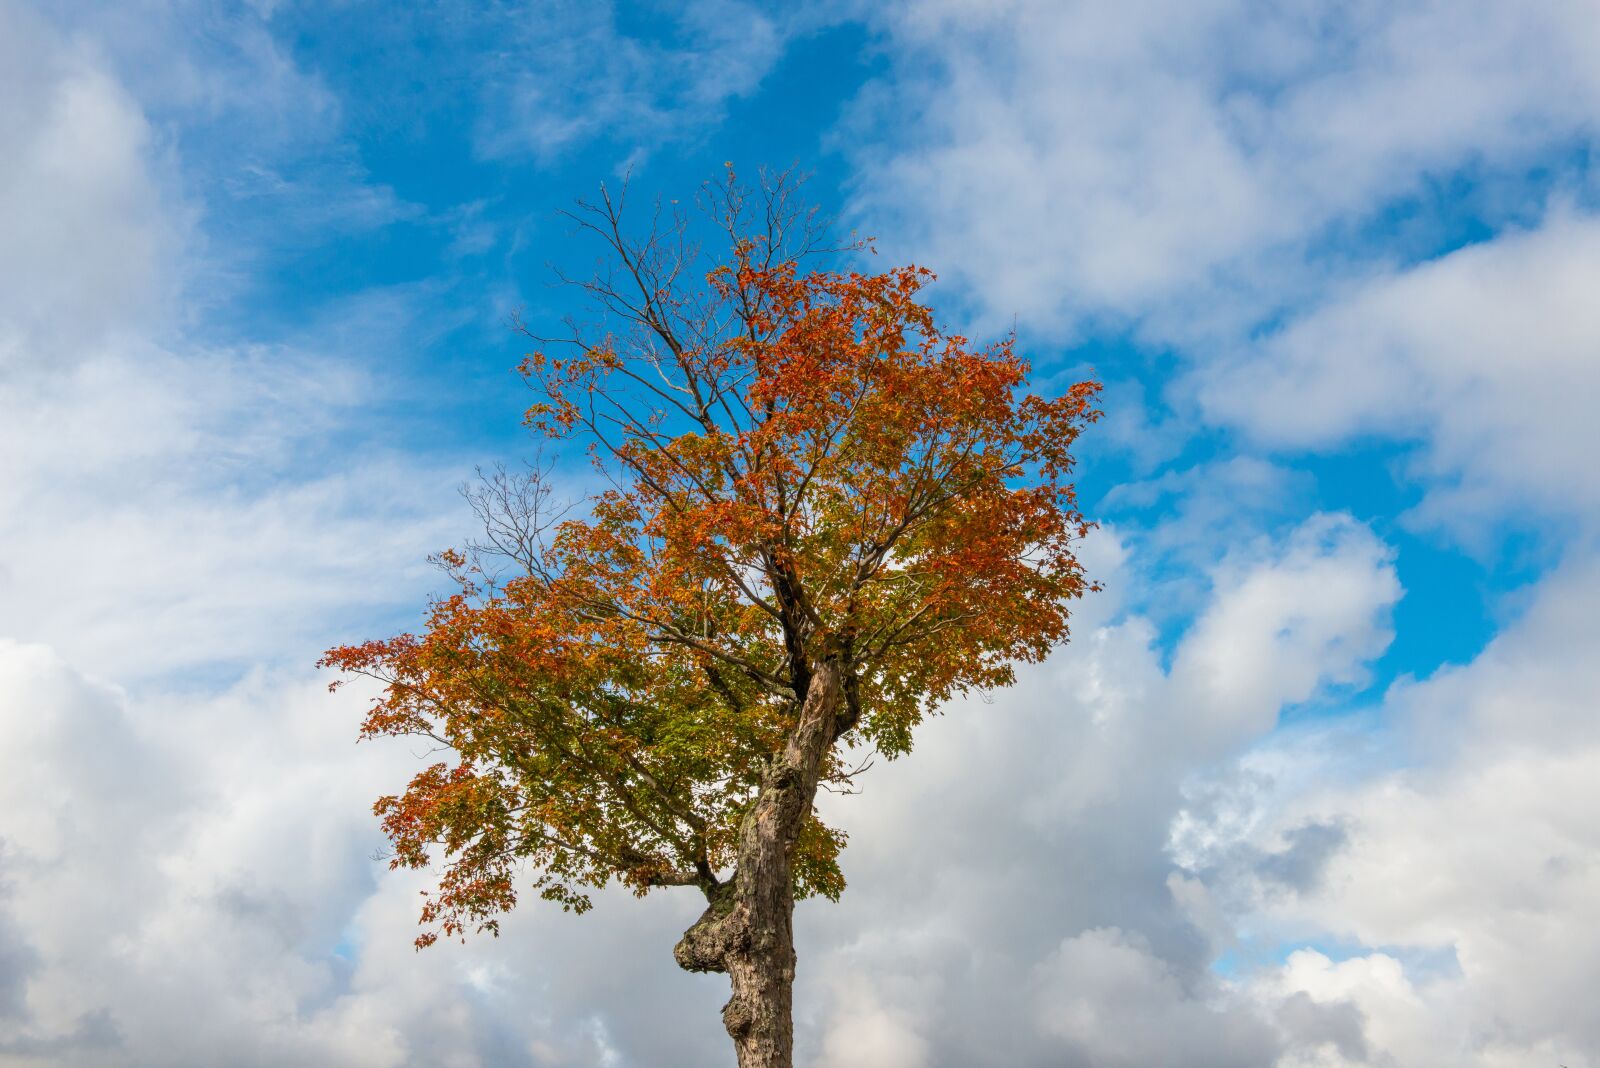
<box><xmin>675</xmin><ymin>658</ymin><xmax>844</xmax><ymax>1068</ymax></box>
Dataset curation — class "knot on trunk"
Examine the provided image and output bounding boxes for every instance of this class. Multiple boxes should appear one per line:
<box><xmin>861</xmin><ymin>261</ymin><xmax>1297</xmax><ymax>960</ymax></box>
<box><xmin>721</xmin><ymin>994</ymin><xmax>755</xmax><ymax>1038</ymax></box>
<box><xmin>764</xmin><ymin>758</ymin><xmax>801</xmax><ymax>794</ymax></box>
<box><xmin>673</xmin><ymin>883</ymin><xmax>745</xmax><ymax>974</ymax></box>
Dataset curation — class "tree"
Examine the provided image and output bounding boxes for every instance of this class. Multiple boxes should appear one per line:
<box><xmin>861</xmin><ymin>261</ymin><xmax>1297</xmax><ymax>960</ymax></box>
<box><xmin>321</xmin><ymin>170</ymin><xmax>1100</xmax><ymax>1068</ymax></box>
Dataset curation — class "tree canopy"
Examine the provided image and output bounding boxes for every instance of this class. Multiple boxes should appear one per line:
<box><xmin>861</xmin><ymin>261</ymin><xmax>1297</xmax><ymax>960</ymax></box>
<box><xmin>321</xmin><ymin>173</ymin><xmax>1099</xmax><ymax>1048</ymax></box>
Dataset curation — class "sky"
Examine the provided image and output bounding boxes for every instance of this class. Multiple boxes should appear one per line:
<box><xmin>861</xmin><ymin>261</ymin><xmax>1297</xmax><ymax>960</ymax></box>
<box><xmin>2</xmin><ymin>1</ymin><xmax>1599</xmax><ymax>1065</ymax></box>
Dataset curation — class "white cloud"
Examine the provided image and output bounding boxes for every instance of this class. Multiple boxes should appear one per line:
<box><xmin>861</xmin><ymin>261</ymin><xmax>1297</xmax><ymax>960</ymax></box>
<box><xmin>810</xmin><ymin>980</ymin><xmax>930</xmax><ymax>1068</ymax></box>
<box><xmin>474</xmin><ymin>0</ymin><xmax>788</xmax><ymax>164</ymax></box>
<box><xmin>0</xmin><ymin>11</ymin><xmax>714</xmax><ymax>1064</ymax></box>
<box><xmin>0</xmin><ymin>1</ymin><xmax>176</xmax><ymax>364</ymax></box>
<box><xmin>0</xmin><ymin>638</ymin><xmax>742</xmax><ymax>1065</ymax></box>
<box><xmin>845</xmin><ymin>0</ymin><xmax>1600</xmax><ymax>337</ymax></box>
<box><xmin>1198</xmin><ymin>211</ymin><xmax>1600</xmax><ymax>533</ymax></box>
<box><xmin>0</xmin><ymin>3</ymin><xmax>462</xmax><ymax>686</ymax></box>
<box><xmin>0</xmin><ymin>334</ymin><xmax>467</xmax><ymax>683</ymax></box>
<box><xmin>842</xmin><ymin>1</ymin><xmax>1600</xmax><ymax>544</ymax></box>
<box><xmin>1173</xmin><ymin>514</ymin><xmax>1399</xmax><ymax>743</ymax></box>
<box><xmin>1033</xmin><ymin>927</ymin><xmax>1277</xmax><ymax>1067</ymax></box>
<box><xmin>0</xmin><ymin>512</ymin><xmax>1400</xmax><ymax>1065</ymax></box>
<box><xmin>1183</xmin><ymin>556</ymin><xmax>1600</xmax><ymax>1067</ymax></box>
<box><xmin>791</xmin><ymin>517</ymin><xmax>1397</xmax><ymax>1066</ymax></box>
<box><xmin>7</xmin><ymin>1</ymin><xmax>1597</xmax><ymax>1064</ymax></box>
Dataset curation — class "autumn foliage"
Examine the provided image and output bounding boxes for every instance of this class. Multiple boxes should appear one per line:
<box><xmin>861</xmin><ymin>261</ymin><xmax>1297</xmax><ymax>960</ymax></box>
<box><xmin>322</xmin><ymin>172</ymin><xmax>1098</xmax><ymax>1065</ymax></box>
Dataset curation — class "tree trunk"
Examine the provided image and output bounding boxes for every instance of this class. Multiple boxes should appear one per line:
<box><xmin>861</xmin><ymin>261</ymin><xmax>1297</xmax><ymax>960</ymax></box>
<box><xmin>675</xmin><ymin>659</ymin><xmax>845</xmax><ymax>1068</ymax></box>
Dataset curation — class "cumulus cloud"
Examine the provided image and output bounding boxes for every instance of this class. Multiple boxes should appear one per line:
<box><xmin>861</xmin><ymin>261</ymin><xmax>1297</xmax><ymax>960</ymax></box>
<box><xmin>1172</xmin><ymin>514</ymin><xmax>1399</xmax><ymax>743</ymax></box>
<box><xmin>1197</xmin><ymin>211</ymin><xmax>1600</xmax><ymax>534</ymax></box>
<box><xmin>845</xmin><ymin>0</ymin><xmax>1600</xmax><ymax>337</ymax></box>
<box><xmin>1032</xmin><ymin>927</ymin><xmax>1278</xmax><ymax>1067</ymax></box>
<box><xmin>841</xmin><ymin>0</ymin><xmax>1600</xmax><ymax>545</ymax></box>
<box><xmin>0</xmin><ymin>20</ymin><xmax>523</xmax><ymax>1060</ymax></box>
<box><xmin>0</xmin><ymin>635</ymin><xmax>745</xmax><ymax>1065</ymax></box>
<box><xmin>788</xmin><ymin>516</ymin><xmax>1398</xmax><ymax>1067</ymax></box>
<box><xmin>6</xmin><ymin>2</ymin><xmax>1597</xmax><ymax>1065</ymax></box>
<box><xmin>0</xmin><ymin>508</ymin><xmax>1401</xmax><ymax>1065</ymax></box>
<box><xmin>0</xmin><ymin>3</ymin><xmax>463</xmax><ymax>685</ymax></box>
<box><xmin>1179</xmin><ymin>557</ymin><xmax>1600</xmax><ymax>1067</ymax></box>
<box><xmin>0</xmin><ymin>1</ymin><xmax>176</xmax><ymax>364</ymax></box>
<box><xmin>809</xmin><ymin>979</ymin><xmax>930</xmax><ymax>1068</ymax></box>
<box><xmin>0</xmin><ymin>10</ymin><xmax>707</xmax><ymax>1064</ymax></box>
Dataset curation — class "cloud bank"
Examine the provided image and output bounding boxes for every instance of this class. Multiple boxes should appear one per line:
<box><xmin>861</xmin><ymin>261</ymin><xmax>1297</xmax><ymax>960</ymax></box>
<box><xmin>2</xmin><ymin>1</ymin><xmax>1598</xmax><ymax>1065</ymax></box>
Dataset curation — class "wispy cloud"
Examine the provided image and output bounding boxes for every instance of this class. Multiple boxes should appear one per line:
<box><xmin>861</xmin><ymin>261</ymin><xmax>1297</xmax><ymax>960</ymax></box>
<box><xmin>472</xmin><ymin>0</ymin><xmax>788</xmax><ymax>164</ymax></box>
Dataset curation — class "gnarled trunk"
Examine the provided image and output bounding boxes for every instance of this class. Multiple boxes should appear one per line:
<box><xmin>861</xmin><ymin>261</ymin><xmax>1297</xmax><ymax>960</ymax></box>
<box><xmin>675</xmin><ymin>659</ymin><xmax>844</xmax><ymax>1068</ymax></box>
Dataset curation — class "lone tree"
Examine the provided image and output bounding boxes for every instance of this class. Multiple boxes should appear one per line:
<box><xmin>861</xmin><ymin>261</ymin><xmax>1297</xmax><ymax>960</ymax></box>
<box><xmin>322</xmin><ymin>171</ymin><xmax>1099</xmax><ymax>1068</ymax></box>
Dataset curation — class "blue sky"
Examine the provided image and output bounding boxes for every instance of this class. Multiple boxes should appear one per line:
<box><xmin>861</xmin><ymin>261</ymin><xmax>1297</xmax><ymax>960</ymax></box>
<box><xmin>127</xmin><ymin>1</ymin><xmax>1524</xmax><ymax>683</ymax></box>
<box><xmin>4</xmin><ymin>2</ymin><xmax>1600</xmax><ymax>1066</ymax></box>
